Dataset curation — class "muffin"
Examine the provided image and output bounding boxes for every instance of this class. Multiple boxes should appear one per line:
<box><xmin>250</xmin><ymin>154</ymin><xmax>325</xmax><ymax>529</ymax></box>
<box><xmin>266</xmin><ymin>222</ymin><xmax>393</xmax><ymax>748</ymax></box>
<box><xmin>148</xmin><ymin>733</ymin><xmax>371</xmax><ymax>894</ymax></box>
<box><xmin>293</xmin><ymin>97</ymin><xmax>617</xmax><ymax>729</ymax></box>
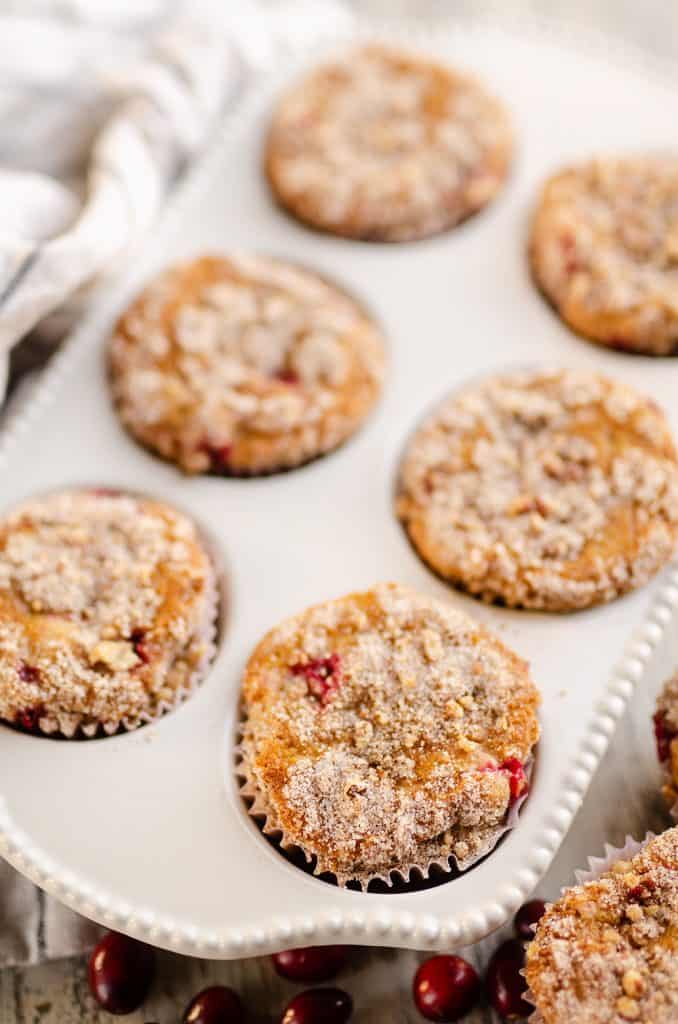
<box><xmin>654</xmin><ymin>672</ymin><xmax>678</xmax><ymax>813</ymax></box>
<box><xmin>239</xmin><ymin>582</ymin><xmax>540</xmax><ymax>886</ymax></box>
<box><xmin>526</xmin><ymin>827</ymin><xmax>678</xmax><ymax>1024</ymax></box>
<box><xmin>0</xmin><ymin>489</ymin><xmax>216</xmax><ymax>737</ymax></box>
<box><xmin>530</xmin><ymin>156</ymin><xmax>678</xmax><ymax>355</ymax></box>
<box><xmin>396</xmin><ymin>368</ymin><xmax>678</xmax><ymax>611</ymax></box>
<box><xmin>265</xmin><ymin>44</ymin><xmax>512</xmax><ymax>242</ymax></box>
<box><xmin>109</xmin><ymin>254</ymin><xmax>385</xmax><ymax>475</ymax></box>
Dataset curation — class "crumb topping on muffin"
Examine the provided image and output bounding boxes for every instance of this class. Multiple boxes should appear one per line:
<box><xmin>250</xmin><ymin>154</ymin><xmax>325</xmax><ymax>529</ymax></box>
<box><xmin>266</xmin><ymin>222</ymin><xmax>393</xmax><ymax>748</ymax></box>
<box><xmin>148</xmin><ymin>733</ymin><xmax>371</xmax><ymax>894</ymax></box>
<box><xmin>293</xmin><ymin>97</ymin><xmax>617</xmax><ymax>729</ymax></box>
<box><xmin>530</xmin><ymin>156</ymin><xmax>678</xmax><ymax>354</ymax></box>
<box><xmin>526</xmin><ymin>828</ymin><xmax>678</xmax><ymax>1024</ymax></box>
<box><xmin>0</xmin><ymin>490</ymin><xmax>215</xmax><ymax>736</ymax></box>
<box><xmin>110</xmin><ymin>254</ymin><xmax>385</xmax><ymax>475</ymax></box>
<box><xmin>396</xmin><ymin>369</ymin><xmax>678</xmax><ymax>610</ymax></box>
<box><xmin>265</xmin><ymin>44</ymin><xmax>512</xmax><ymax>242</ymax></box>
<box><xmin>240</xmin><ymin>582</ymin><xmax>540</xmax><ymax>883</ymax></box>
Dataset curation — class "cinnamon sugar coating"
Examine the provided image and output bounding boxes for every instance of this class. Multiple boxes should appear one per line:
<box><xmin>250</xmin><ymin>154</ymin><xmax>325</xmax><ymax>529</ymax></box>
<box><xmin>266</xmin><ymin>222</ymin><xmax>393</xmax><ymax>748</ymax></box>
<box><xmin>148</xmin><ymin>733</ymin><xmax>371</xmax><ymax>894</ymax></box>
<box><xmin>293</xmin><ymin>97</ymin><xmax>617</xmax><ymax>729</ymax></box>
<box><xmin>109</xmin><ymin>254</ymin><xmax>385</xmax><ymax>475</ymax></box>
<box><xmin>0</xmin><ymin>490</ymin><xmax>216</xmax><ymax>736</ymax></box>
<box><xmin>239</xmin><ymin>583</ymin><xmax>540</xmax><ymax>884</ymax></box>
<box><xmin>530</xmin><ymin>156</ymin><xmax>678</xmax><ymax>355</ymax></box>
<box><xmin>396</xmin><ymin>369</ymin><xmax>678</xmax><ymax>611</ymax></box>
<box><xmin>265</xmin><ymin>44</ymin><xmax>512</xmax><ymax>242</ymax></box>
<box><xmin>526</xmin><ymin>828</ymin><xmax>678</xmax><ymax>1024</ymax></box>
<box><xmin>655</xmin><ymin>672</ymin><xmax>678</xmax><ymax>809</ymax></box>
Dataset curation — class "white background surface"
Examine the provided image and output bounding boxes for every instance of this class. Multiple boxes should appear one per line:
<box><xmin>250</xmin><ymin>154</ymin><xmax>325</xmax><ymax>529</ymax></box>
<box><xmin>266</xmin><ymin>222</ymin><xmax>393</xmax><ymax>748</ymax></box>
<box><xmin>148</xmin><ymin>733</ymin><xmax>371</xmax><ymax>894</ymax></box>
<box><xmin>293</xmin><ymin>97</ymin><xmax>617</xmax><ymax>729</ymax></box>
<box><xmin>2</xmin><ymin>3</ymin><xmax>678</xmax><ymax>1021</ymax></box>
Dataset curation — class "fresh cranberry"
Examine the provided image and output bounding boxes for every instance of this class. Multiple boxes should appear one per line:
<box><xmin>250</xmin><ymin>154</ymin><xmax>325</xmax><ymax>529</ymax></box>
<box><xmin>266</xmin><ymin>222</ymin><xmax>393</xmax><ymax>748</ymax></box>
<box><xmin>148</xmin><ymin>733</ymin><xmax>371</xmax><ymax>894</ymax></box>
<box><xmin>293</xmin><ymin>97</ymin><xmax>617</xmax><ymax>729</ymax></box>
<box><xmin>514</xmin><ymin>899</ymin><xmax>546</xmax><ymax>940</ymax></box>
<box><xmin>291</xmin><ymin>655</ymin><xmax>342</xmax><ymax>705</ymax></box>
<box><xmin>654</xmin><ymin>711</ymin><xmax>675</xmax><ymax>763</ymax></box>
<box><xmin>182</xmin><ymin>986</ymin><xmax>244</xmax><ymax>1024</ymax></box>
<box><xmin>412</xmin><ymin>955</ymin><xmax>480</xmax><ymax>1022</ymax></box>
<box><xmin>14</xmin><ymin>706</ymin><xmax>44</xmax><ymax>733</ymax></box>
<box><xmin>18</xmin><ymin>662</ymin><xmax>41</xmax><ymax>684</ymax></box>
<box><xmin>88</xmin><ymin>931</ymin><xmax>155</xmax><ymax>1015</ymax></box>
<box><xmin>280</xmin><ymin>988</ymin><xmax>352</xmax><ymax>1024</ymax></box>
<box><xmin>485</xmin><ymin>939</ymin><xmax>531</xmax><ymax>1020</ymax></box>
<box><xmin>272</xmin><ymin>945</ymin><xmax>349</xmax><ymax>983</ymax></box>
<box><xmin>130</xmin><ymin>629</ymin><xmax>151</xmax><ymax>664</ymax></box>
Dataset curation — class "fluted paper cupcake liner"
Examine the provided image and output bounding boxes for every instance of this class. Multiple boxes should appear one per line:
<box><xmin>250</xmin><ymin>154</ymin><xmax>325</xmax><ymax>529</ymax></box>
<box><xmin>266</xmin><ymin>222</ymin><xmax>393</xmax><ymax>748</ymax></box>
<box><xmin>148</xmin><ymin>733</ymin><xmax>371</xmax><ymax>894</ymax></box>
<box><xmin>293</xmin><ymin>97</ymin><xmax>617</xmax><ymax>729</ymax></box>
<box><xmin>15</xmin><ymin>562</ymin><xmax>220</xmax><ymax>741</ymax></box>
<box><xmin>525</xmin><ymin>831</ymin><xmax>655</xmax><ymax>1024</ymax></box>
<box><xmin>236</xmin><ymin>738</ymin><xmax>534</xmax><ymax>891</ymax></box>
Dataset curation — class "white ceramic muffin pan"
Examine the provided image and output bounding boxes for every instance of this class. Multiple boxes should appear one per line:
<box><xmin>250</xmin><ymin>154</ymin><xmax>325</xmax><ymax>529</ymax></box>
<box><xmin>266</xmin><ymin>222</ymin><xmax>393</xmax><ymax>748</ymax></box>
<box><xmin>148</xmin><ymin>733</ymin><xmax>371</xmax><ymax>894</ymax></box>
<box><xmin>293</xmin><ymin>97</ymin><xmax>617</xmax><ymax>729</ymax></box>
<box><xmin>2</xmin><ymin>16</ymin><xmax>678</xmax><ymax>958</ymax></box>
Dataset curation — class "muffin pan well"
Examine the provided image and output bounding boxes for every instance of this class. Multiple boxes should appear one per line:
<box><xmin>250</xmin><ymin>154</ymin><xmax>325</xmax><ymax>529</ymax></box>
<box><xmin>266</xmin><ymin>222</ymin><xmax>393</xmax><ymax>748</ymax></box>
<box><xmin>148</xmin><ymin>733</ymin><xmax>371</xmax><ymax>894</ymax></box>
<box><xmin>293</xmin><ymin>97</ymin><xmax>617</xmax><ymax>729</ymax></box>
<box><xmin>1</xmin><ymin>17</ymin><xmax>678</xmax><ymax>958</ymax></box>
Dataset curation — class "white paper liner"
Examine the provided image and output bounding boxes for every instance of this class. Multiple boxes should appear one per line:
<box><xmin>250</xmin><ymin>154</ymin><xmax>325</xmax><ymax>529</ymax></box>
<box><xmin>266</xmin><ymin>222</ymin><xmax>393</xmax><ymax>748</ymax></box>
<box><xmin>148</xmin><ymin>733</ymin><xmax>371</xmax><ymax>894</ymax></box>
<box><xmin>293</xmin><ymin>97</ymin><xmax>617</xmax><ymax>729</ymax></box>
<box><xmin>236</xmin><ymin>738</ymin><xmax>534</xmax><ymax>890</ymax></box>
<box><xmin>525</xmin><ymin>832</ymin><xmax>656</xmax><ymax>1024</ymax></box>
<box><xmin>11</xmin><ymin>550</ymin><xmax>220</xmax><ymax>741</ymax></box>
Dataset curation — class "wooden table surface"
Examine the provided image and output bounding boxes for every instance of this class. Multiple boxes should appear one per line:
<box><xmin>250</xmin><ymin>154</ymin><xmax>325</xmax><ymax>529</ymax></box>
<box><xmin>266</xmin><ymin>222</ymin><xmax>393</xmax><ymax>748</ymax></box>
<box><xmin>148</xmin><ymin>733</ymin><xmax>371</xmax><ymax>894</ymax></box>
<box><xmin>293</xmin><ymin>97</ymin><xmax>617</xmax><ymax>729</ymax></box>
<box><xmin>2</xmin><ymin>1</ymin><xmax>678</xmax><ymax>1020</ymax></box>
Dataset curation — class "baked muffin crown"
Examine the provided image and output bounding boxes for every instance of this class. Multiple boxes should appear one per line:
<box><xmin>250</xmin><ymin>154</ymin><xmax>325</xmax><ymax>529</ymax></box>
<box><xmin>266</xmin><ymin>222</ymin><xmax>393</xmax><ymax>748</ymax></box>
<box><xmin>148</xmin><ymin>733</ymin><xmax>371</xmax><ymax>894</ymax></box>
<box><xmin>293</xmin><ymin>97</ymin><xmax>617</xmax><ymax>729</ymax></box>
<box><xmin>530</xmin><ymin>155</ymin><xmax>678</xmax><ymax>355</ymax></box>
<box><xmin>0</xmin><ymin>489</ymin><xmax>216</xmax><ymax>735</ymax></box>
<box><xmin>110</xmin><ymin>254</ymin><xmax>385</xmax><ymax>475</ymax></box>
<box><xmin>240</xmin><ymin>582</ymin><xmax>540</xmax><ymax>882</ymax></box>
<box><xmin>526</xmin><ymin>828</ymin><xmax>678</xmax><ymax>1024</ymax></box>
<box><xmin>397</xmin><ymin>368</ymin><xmax>678</xmax><ymax>610</ymax></box>
<box><xmin>265</xmin><ymin>44</ymin><xmax>513</xmax><ymax>242</ymax></box>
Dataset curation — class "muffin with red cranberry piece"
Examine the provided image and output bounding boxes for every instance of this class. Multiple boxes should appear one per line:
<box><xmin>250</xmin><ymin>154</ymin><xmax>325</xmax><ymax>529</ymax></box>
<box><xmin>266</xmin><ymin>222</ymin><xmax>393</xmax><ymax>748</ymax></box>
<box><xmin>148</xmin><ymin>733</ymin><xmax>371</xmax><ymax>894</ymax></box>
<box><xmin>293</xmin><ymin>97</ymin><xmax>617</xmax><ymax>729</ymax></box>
<box><xmin>0</xmin><ymin>489</ymin><xmax>217</xmax><ymax>737</ymax></box>
<box><xmin>109</xmin><ymin>254</ymin><xmax>385</xmax><ymax>475</ymax></box>
<box><xmin>396</xmin><ymin>368</ymin><xmax>678</xmax><ymax>611</ymax></box>
<box><xmin>525</xmin><ymin>827</ymin><xmax>678</xmax><ymax>1024</ymax></box>
<box><xmin>655</xmin><ymin>672</ymin><xmax>678</xmax><ymax>813</ymax></box>
<box><xmin>239</xmin><ymin>582</ymin><xmax>540</xmax><ymax>887</ymax></box>
<box><xmin>530</xmin><ymin>156</ymin><xmax>678</xmax><ymax>355</ymax></box>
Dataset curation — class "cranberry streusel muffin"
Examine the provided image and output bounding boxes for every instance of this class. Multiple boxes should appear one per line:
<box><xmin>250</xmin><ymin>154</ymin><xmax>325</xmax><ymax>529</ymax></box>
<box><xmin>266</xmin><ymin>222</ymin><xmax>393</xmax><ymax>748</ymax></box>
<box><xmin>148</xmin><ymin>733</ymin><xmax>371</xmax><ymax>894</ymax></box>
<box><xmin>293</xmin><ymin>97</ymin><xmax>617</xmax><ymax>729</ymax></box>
<box><xmin>396</xmin><ymin>369</ymin><xmax>678</xmax><ymax>611</ymax></box>
<box><xmin>110</xmin><ymin>255</ymin><xmax>385</xmax><ymax>475</ymax></box>
<box><xmin>0</xmin><ymin>490</ymin><xmax>216</xmax><ymax>737</ymax></box>
<box><xmin>526</xmin><ymin>827</ymin><xmax>678</xmax><ymax>1024</ymax></box>
<box><xmin>654</xmin><ymin>673</ymin><xmax>678</xmax><ymax>812</ymax></box>
<box><xmin>265</xmin><ymin>45</ymin><xmax>513</xmax><ymax>242</ymax></box>
<box><xmin>239</xmin><ymin>583</ymin><xmax>540</xmax><ymax>886</ymax></box>
<box><xmin>530</xmin><ymin>156</ymin><xmax>678</xmax><ymax>355</ymax></box>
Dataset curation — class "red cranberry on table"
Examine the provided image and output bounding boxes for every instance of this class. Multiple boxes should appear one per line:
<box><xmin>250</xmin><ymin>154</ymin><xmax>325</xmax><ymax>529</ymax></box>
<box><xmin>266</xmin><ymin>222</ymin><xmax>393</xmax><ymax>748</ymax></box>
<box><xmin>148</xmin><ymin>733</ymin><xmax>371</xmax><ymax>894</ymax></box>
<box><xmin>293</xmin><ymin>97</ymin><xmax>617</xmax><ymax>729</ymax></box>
<box><xmin>514</xmin><ymin>899</ymin><xmax>547</xmax><ymax>940</ymax></box>
<box><xmin>183</xmin><ymin>986</ymin><xmax>245</xmax><ymax>1024</ymax></box>
<box><xmin>272</xmin><ymin>945</ymin><xmax>349</xmax><ymax>983</ymax></box>
<box><xmin>280</xmin><ymin>987</ymin><xmax>353</xmax><ymax>1024</ymax></box>
<box><xmin>88</xmin><ymin>931</ymin><xmax>155</xmax><ymax>1015</ymax></box>
<box><xmin>413</xmin><ymin>955</ymin><xmax>481</xmax><ymax>1022</ymax></box>
<box><xmin>486</xmin><ymin>938</ymin><xmax>532</xmax><ymax>1020</ymax></box>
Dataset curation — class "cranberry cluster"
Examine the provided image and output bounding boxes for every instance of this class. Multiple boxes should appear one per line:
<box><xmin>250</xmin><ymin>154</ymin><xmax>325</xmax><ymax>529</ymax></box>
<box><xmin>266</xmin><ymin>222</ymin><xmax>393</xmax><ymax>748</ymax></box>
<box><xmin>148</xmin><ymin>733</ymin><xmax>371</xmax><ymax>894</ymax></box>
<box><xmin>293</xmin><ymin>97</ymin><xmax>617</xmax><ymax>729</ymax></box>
<box><xmin>87</xmin><ymin>900</ymin><xmax>546</xmax><ymax>1021</ymax></box>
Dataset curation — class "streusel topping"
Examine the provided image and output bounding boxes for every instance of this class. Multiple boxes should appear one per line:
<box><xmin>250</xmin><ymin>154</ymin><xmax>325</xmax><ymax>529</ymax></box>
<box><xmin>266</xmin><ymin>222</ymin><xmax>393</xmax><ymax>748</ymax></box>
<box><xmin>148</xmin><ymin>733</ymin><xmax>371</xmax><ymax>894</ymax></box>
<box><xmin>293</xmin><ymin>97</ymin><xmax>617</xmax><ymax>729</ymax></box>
<box><xmin>526</xmin><ymin>827</ymin><xmax>678</xmax><ymax>1024</ymax></box>
<box><xmin>530</xmin><ymin>157</ymin><xmax>678</xmax><ymax>354</ymax></box>
<box><xmin>655</xmin><ymin>672</ymin><xmax>678</xmax><ymax>808</ymax></box>
<box><xmin>396</xmin><ymin>369</ymin><xmax>678</xmax><ymax>610</ymax></box>
<box><xmin>240</xmin><ymin>583</ymin><xmax>539</xmax><ymax>882</ymax></box>
<box><xmin>0</xmin><ymin>490</ymin><xmax>215</xmax><ymax>735</ymax></box>
<box><xmin>265</xmin><ymin>44</ymin><xmax>512</xmax><ymax>242</ymax></box>
<box><xmin>110</xmin><ymin>254</ymin><xmax>385</xmax><ymax>475</ymax></box>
